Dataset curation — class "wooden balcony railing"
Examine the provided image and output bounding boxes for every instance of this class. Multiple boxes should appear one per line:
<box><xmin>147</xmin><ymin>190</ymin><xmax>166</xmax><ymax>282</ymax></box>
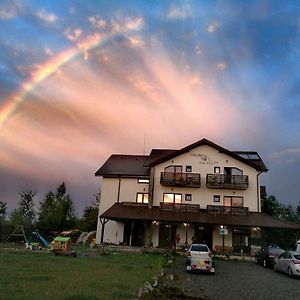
<box><xmin>160</xmin><ymin>202</ymin><xmax>200</xmax><ymax>212</ymax></box>
<box><xmin>207</xmin><ymin>205</ymin><xmax>249</xmax><ymax>215</ymax></box>
<box><xmin>206</xmin><ymin>174</ymin><xmax>249</xmax><ymax>190</ymax></box>
<box><xmin>160</xmin><ymin>172</ymin><xmax>201</xmax><ymax>188</ymax></box>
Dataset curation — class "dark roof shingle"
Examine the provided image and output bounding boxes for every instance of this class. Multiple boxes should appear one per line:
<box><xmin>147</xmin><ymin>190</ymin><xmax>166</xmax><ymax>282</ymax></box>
<box><xmin>101</xmin><ymin>203</ymin><xmax>300</xmax><ymax>229</ymax></box>
<box><xmin>95</xmin><ymin>155</ymin><xmax>149</xmax><ymax>177</ymax></box>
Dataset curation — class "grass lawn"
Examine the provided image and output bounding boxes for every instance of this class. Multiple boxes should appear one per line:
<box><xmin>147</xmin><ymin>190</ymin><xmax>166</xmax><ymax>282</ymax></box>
<box><xmin>0</xmin><ymin>244</ymin><xmax>164</xmax><ymax>300</ymax></box>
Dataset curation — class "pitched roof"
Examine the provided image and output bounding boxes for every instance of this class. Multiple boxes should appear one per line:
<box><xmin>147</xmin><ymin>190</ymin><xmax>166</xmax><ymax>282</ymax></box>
<box><xmin>149</xmin><ymin>138</ymin><xmax>268</xmax><ymax>172</ymax></box>
<box><xmin>100</xmin><ymin>203</ymin><xmax>300</xmax><ymax>229</ymax></box>
<box><xmin>144</xmin><ymin>149</ymin><xmax>177</xmax><ymax>166</ymax></box>
<box><xmin>233</xmin><ymin>151</ymin><xmax>268</xmax><ymax>172</ymax></box>
<box><xmin>95</xmin><ymin>155</ymin><xmax>149</xmax><ymax>177</ymax></box>
<box><xmin>95</xmin><ymin>138</ymin><xmax>268</xmax><ymax>177</ymax></box>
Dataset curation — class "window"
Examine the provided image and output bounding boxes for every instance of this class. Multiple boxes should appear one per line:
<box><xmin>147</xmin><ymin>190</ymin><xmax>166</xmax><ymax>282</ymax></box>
<box><xmin>186</xmin><ymin>166</ymin><xmax>192</xmax><ymax>172</ymax></box>
<box><xmin>214</xmin><ymin>167</ymin><xmax>220</xmax><ymax>173</ymax></box>
<box><xmin>164</xmin><ymin>165</ymin><xmax>182</xmax><ymax>173</ymax></box>
<box><xmin>138</xmin><ymin>178</ymin><xmax>149</xmax><ymax>184</ymax></box>
<box><xmin>190</xmin><ymin>245</ymin><xmax>209</xmax><ymax>252</ymax></box>
<box><xmin>163</xmin><ymin>193</ymin><xmax>182</xmax><ymax>204</ymax></box>
<box><xmin>213</xmin><ymin>195</ymin><xmax>220</xmax><ymax>203</ymax></box>
<box><xmin>136</xmin><ymin>193</ymin><xmax>149</xmax><ymax>204</ymax></box>
<box><xmin>185</xmin><ymin>194</ymin><xmax>192</xmax><ymax>201</ymax></box>
<box><xmin>224</xmin><ymin>196</ymin><xmax>243</xmax><ymax>207</ymax></box>
<box><xmin>224</xmin><ymin>167</ymin><xmax>243</xmax><ymax>176</ymax></box>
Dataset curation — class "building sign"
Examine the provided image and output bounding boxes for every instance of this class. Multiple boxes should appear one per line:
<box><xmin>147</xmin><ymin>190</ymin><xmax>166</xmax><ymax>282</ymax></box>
<box><xmin>190</xmin><ymin>153</ymin><xmax>218</xmax><ymax>164</ymax></box>
<box><xmin>219</xmin><ymin>228</ymin><xmax>228</xmax><ymax>235</ymax></box>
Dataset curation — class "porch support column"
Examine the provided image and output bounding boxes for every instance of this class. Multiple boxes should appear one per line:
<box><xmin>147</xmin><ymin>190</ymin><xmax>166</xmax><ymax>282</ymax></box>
<box><xmin>99</xmin><ymin>217</ymin><xmax>109</xmax><ymax>245</ymax></box>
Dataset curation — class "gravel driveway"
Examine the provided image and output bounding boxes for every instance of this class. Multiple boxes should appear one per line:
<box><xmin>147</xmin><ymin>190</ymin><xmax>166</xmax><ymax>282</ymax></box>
<box><xmin>159</xmin><ymin>256</ymin><xmax>300</xmax><ymax>300</ymax></box>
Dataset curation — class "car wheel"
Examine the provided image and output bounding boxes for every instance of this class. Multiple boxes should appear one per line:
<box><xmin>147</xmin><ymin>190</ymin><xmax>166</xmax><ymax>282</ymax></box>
<box><xmin>263</xmin><ymin>259</ymin><xmax>267</xmax><ymax>268</ymax></box>
<box><xmin>288</xmin><ymin>267</ymin><xmax>293</xmax><ymax>278</ymax></box>
<box><xmin>274</xmin><ymin>263</ymin><xmax>278</xmax><ymax>272</ymax></box>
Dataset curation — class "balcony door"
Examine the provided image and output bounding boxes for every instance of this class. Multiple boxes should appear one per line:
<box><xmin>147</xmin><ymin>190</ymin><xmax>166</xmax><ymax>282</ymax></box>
<box><xmin>159</xmin><ymin>224</ymin><xmax>176</xmax><ymax>248</ymax></box>
<box><xmin>164</xmin><ymin>165</ymin><xmax>182</xmax><ymax>173</ymax></box>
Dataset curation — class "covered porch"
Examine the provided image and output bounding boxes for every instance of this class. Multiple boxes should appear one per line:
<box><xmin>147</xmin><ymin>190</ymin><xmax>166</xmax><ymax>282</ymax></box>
<box><xmin>98</xmin><ymin>202</ymin><xmax>300</xmax><ymax>253</ymax></box>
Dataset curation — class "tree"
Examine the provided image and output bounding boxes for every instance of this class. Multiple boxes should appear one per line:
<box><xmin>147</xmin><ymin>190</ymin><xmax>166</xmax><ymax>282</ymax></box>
<box><xmin>79</xmin><ymin>205</ymin><xmax>98</xmax><ymax>232</ymax></box>
<box><xmin>0</xmin><ymin>201</ymin><xmax>7</xmax><ymax>221</ymax></box>
<box><xmin>37</xmin><ymin>182</ymin><xmax>77</xmax><ymax>232</ymax></box>
<box><xmin>10</xmin><ymin>191</ymin><xmax>36</xmax><ymax>227</ymax></box>
<box><xmin>19</xmin><ymin>191</ymin><xmax>36</xmax><ymax>225</ymax></box>
<box><xmin>261</xmin><ymin>193</ymin><xmax>300</xmax><ymax>249</ymax></box>
<box><xmin>261</xmin><ymin>195</ymin><xmax>281</xmax><ymax>217</ymax></box>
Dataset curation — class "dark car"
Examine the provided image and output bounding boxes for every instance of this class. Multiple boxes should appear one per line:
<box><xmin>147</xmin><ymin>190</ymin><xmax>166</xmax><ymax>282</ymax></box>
<box><xmin>255</xmin><ymin>245</ymin><xmax>285</xmax><ymax>268</ymax></box>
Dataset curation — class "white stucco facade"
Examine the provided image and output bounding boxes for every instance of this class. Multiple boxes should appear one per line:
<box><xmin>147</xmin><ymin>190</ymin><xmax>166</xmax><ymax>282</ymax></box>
<box><xmin>95</xmin><ymin>139</ymin><xmax>266</xmax><ymax>253</ymax></box>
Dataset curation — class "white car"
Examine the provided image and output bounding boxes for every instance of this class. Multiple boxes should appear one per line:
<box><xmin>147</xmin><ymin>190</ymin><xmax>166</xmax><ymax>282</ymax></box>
<box><xmin>274</xmin><ymin>251</ymin><xmax>300</xmax><ymax>277</ymax></box>
<box><xmin>186</xmin><ymin>244</ymin><xmax>215</xmax><ymax>273</ymax></box>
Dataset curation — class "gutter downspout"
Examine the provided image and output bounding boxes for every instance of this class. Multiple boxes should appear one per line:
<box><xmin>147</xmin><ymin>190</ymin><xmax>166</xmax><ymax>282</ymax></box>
<box><xmin>256</xmin><ymin>171</ymin><xmax>263</xmax><ymax>212</ymax></box>
<box><xmin>148</xmin><ymin>167</ymin><xmax>155</xmax><ymax>208</ymax></box>
<box><xmin>117</xmin><ymin>176</ymin><xmax>121</xmax><ymax>203</ymax></box>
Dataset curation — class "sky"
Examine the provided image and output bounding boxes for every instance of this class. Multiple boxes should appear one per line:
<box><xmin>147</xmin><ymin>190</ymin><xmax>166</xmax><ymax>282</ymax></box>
<box><xmin>1</xmin><ymin>0</ymin><xmax>300</xmax><ymax>215</ymax></box>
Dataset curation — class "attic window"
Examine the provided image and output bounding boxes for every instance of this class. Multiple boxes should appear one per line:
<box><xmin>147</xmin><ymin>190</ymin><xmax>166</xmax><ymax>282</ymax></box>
<box><xmin>138</xmin><ymin>178</ymin><xmax>149</xmax><ymax>184</ymax></box>
<box><xmin>237</xmin><ymin>152</ymin><xmax>260</xmax><ymax>160</ymax></box>
<box><xmin>186</xmin><ymin>166</ymin><xmax>192</xmax><ymax>172</ymax></box>
<box><xmin>214</xmin><ymin>167</ymin><xmax>220</xmax><ymax>173</ymax></box>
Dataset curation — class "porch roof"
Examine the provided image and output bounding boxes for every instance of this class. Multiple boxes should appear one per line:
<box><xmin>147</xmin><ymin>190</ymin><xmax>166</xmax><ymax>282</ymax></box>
<box><xmin>100</xmin><ymin>203</ymin><xmax>300</xmax><ymax>229</ymax></box>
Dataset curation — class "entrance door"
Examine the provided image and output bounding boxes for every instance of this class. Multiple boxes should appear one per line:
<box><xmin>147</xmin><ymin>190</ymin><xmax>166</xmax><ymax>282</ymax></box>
<box><xmin>159</xmin><ymin>224</ymin><xmax>176</xmax><ymax>248</ymax></box>
<box><xmin>124</xmin><ymin>220</ymin><xmax>146</xmax><ymax>246</ymax></box>
<box><xmin>232</xmin><ymin>229</ymin><xmax>250</xmax><ymax>254</ymax></box>
<box><xmin>193</xmin><ymin>226</ymin><xmax>213</xmax><ymax>250</ymax></box>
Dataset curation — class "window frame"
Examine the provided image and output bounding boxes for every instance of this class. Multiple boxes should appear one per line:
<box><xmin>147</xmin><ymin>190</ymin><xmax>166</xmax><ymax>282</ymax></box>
<box><xmin>164</xmin><ymin>165</ymin><xmax>183</xmax><ymax>173</ymax></box>
<box><xmin>223</xmin><ymin>196</ymin><xmax>244</xmax><ymax>207</ymax></box>
<box><xmin>163</xmin><ymin>193</ymin><xmax>182</xmax><ymax>204</ymax></box>
<box><xmin>136</xmin><ymin>192</ymin><xmax>149</xmax><ymax>204</ymax></box>
<box><xmin>213</xmin><ymin>195</ymin><xmax>220</xmax><ymax>203</ymax></box>
<box><xmin>185</xmin><ymin>194</ymin><xmax>192</xmax><ymax>201</ymax></box>
<box><xmin>186</xmin><ymin>165</ymin><xmax>192</xmax><ymax>172</ymax></box>
<box><xmin>214</xmin><ymin>166</ymin><xmax>220</xmax><ymax>173</ymax></box>
<box><xmin>137</xmin><ymin>178</ymin><xmax>150</xmax><ymax>184</ymax></box>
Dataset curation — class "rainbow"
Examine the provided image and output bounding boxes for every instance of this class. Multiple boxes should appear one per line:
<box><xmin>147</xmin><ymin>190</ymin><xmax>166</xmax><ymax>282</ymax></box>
<box><xmin>0</xmin><ymin>32</ymin><xmax>106</xmax><ymax>129</ymax></box>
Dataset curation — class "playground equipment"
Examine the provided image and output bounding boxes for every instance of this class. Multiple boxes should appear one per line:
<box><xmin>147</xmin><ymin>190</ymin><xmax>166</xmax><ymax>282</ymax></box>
<box><xmin>6</xmin><ymin>225</ymin><xmax>27</xmax><ymax>243</ymax></box>
<box><xmin>51</xmin><ymin>236</ymin><xmax>77</xmax><ymax>257</ymax></box>
<box><xmin>26</xmin><ymin>230</ymin><xmax>49</xmax><ymax>250</ymax></box>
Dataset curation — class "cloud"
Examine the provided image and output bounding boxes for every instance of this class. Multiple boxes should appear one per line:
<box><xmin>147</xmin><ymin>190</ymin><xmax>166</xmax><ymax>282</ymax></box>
<box><xmin>0</xmin><ymin>0</ymin><xmax>23</xmax><ymax>20</ymax></box>
<box><xmin>64</xmin><ymin>28</ymin><xmax>83</xmax><ymax>42</ymax></box>
<box><xmin>216</xmin><ymin>62</ymin><xmax>228</xmax><ymax>71</ymax></box>
<box><xmin>125</xmin><ymin>16</ymin><xmax>144</xmax><ymax>31</ymax></box>
<box><xmin>207</xmin><ymin>22</ymin><xmax>220</xmax><ymax>33</ymax></box>
<box><xmin>76</xmin><ymin>32</ymin><xmax>102</xmax><ymax>60</ymax></box>
<box><xmin>269</xmin><ymin>148</ymin><xmax>300</xmax><ymax>163</ymax></box>
<box><xmin>127</xmin><ymin>36</ymin><xmax>144</xmax><ymax>48</ymax></box>
<box><xmin>195</xmin><ymin>45</ymin><xmax>203</xmax><ymax>55</ymax></box>
<box><xmin>44</xmin><ymin>47</ymin><xmax>54</xmax><ymax>56</ymax></box>
<box><xmin>35</xmin><ymin>10</ymin><xmax>58</xmax><ymax>23</ymax></box>
<box><xmin>167</xmin><ymin>4</ymin><xmax>192</xmax><ymax>19</ymax></box>
<box><xmin>88</xmin><ymin>15</ymin><xmax>106</xmax><ymax>30</ymax></box>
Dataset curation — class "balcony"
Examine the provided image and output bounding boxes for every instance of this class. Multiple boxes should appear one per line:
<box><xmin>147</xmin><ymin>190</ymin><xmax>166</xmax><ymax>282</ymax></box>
<box><xmin>160</xmin><ymin>202</ymin><xmax>200</xmax><ymax>212</ymax></box>
<box><xmin>160</xmin><ymin>172</ymin><xmax>201</xmax><ymax>188</ymax></box>
<box><xmin>207</xmin><ymin>205</ymin><xmax>249</xmax><ymax>215</ymax></box>
<box><xmin>206</xmin><ymin>174</ymin><xmax>248</xmax><ymax>190</ymax></box>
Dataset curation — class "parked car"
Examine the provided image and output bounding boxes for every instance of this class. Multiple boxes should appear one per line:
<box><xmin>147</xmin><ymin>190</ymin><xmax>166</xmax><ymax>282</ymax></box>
<box><xmin>274</xmin><ymin>251</ymin><xmax>300</xmax><ymax>277</ymax></box>
<box><xmin>186</xmin><ymin>243</ymin><xmax>215</xmax><ymax>273</ymax></box>
<box><xmin>255</xmin><ymin>245</ymin><xmax>285</xmax><ymax>268</ymax></box>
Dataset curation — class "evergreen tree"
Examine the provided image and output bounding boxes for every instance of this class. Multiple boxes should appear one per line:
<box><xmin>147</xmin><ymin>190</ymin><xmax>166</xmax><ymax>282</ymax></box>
<box><xmin>10</xmin><ymin>191</ymin><xmax>36</xmax><ymax>227</ymax></box>
<box><xmin>0</xmin><ymin>201</ymin><xmax>7</xmax><ymax>221</ymax></box>
<box><xmin>37</xmin><ymin>182</ymin><xmax>77</xmax><ymax>232</ymax></box>
<box><xmin>79</xmin><ymin>205</ymin><xmax>98</xmax><ymax>232</ymax></box>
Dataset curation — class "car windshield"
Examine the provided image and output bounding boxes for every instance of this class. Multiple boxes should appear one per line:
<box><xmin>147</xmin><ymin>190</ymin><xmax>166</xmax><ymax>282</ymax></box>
<box><xmin>294</xmin><ymin>255</ymin><xmax>300</xmax><ymax>260</ymax></box>
<box><xmin>190</xmin><ymin>245</ymin><xmax>208</xmax><ymax>252</ymax></box>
